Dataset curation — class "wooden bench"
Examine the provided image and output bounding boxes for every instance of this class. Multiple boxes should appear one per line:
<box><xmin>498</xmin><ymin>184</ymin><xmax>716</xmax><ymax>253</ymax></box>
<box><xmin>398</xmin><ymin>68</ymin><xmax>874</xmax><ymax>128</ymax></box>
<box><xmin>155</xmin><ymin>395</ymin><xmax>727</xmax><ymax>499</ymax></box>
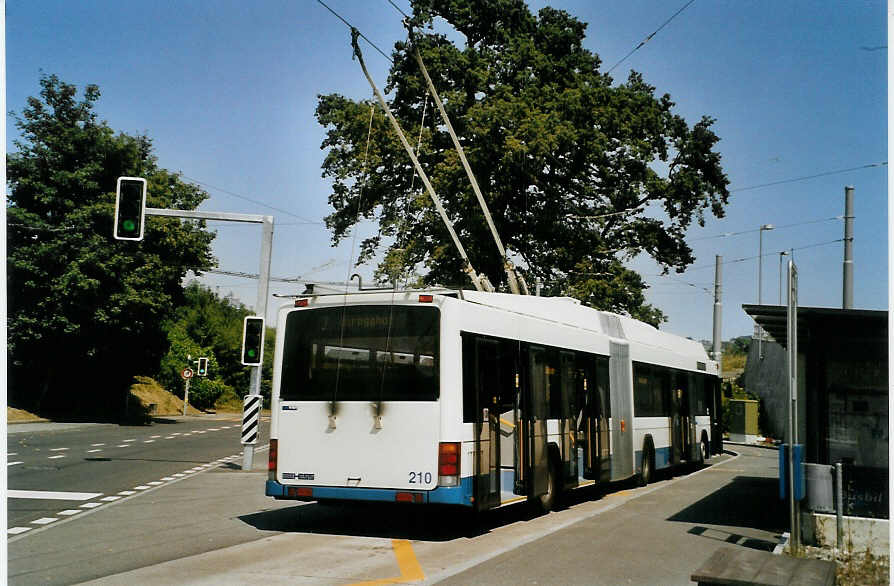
<box><xmin>691</xmin><ymin>547</ymin><xmax>836</xmax><ymax>586</ymax></box>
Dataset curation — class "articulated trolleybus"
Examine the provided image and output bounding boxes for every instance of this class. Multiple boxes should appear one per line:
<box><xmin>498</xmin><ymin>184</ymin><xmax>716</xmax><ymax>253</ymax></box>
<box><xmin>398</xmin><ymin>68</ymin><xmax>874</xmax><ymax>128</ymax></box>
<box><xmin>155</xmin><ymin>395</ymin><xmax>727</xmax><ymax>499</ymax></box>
<box><xmin>266</xmin><ymin>289</ymin><xmax>722</xmax><ymax>512</ymax></box>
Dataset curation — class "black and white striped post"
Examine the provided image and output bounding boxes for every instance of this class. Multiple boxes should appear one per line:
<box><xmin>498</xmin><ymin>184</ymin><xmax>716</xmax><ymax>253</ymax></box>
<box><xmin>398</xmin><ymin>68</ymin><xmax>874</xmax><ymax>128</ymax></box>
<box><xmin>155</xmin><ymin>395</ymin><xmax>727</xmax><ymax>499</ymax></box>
<box><xmin>241</xmin><ymin>394</ymin><xmax>262</xmax><ymax>469</ymax></box>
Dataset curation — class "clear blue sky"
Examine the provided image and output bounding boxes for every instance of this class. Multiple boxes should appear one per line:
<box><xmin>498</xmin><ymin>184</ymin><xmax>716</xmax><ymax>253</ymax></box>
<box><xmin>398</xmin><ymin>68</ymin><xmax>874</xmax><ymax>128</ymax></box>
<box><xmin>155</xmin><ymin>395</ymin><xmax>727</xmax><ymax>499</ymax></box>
<box><xmin>6</xmin><ymin>1</ymin><xmax>887</xmax><ymax>341</ymax></box>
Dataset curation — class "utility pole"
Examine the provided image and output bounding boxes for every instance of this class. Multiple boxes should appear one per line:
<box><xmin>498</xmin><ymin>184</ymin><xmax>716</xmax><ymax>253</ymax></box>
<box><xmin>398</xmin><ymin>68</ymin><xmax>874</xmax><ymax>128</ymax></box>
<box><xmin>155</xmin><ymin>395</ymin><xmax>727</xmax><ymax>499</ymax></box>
<box><xmin>712</xmin><ymin>255</ymin><xmax>722</xmax><ymax>363</ymax></box>
<box><xmin>842</xmin><ymin>186</ymin><xmax>854</xmax><ymax>309</ymax></box>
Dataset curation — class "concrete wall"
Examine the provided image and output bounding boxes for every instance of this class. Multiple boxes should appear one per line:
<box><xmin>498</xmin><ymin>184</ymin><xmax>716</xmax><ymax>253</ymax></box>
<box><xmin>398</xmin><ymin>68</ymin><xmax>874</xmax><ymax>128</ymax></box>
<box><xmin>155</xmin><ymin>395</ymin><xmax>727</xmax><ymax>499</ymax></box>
<box><xmin>810</xmin><ymin>513</ymin><xmax>889</xmax><ymax>556</ymax></box>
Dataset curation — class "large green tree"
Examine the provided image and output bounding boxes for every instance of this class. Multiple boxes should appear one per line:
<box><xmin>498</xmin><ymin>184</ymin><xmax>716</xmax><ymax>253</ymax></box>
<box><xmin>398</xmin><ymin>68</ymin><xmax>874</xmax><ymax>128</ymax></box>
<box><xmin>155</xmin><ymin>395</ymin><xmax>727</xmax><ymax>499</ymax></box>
<box><xmin>7</xmin><ymin>74</ymin><xmax>215</xmax><ymax>415</ymax></box>
<box><xmin>317</xmin><ymin>0</ymin><xmax>729</xmax><ymax>325</ymax></box>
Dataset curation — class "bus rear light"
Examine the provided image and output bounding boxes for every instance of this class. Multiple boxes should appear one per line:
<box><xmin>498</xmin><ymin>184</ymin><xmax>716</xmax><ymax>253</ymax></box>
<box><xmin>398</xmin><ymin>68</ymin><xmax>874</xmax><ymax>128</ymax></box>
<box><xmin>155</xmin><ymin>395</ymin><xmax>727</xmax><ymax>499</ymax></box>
<box><xmin>287</xmin><ymin>487</ymin><xmax>313</xmax><ymax>498</ymax></box>
<box><xmin>396</xmin><ymin>492</ymin><xmax>424</xmax><ymax>503</ymax></box>
<box><xmin>418</xmin><ymin>294</ymin><xmax>433</xmax><ymax>303</ymax></box>
<box><xmin>295</xmin><ymin>299</ymin><xmax>309</xmax><ymax>307</ymax></box>
<box><xmin>438</xmin><ymin>442</ymin><xmax>460</xmax><ymax>485</ymax></box>
<box><xmin>268</xmin><ymin>439</ymin><xmax>277</xmax><ymax>480</ymax></box>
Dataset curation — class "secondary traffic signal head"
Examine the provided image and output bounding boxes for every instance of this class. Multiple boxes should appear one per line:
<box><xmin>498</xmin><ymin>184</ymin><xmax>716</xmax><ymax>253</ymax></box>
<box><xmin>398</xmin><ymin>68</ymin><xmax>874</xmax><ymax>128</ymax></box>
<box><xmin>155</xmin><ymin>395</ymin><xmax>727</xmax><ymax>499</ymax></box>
<box><xmin>197</xmin><ymin>357</ymin><xmax>209</xmax><ymax>377</ymax></box>
<box><xmin>114</xmin><ymin>177</ymin><xmax>147</xmax><ymax>241</ymax></box>
<box><xmin>241</xmin><ymin>316</ymin><xmax>265</xmax><ymax>366</ymax></box>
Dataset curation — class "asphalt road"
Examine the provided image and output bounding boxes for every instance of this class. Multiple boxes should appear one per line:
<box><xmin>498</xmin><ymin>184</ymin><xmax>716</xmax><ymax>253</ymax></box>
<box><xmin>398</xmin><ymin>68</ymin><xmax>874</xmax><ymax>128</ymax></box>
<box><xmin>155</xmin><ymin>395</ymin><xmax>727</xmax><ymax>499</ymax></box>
<box><xmin>7</xmin><ymin>415</ymin><xmax>265</xmax><ymax>534</ymax></box>
<box><xmin>6</xmin><ymin>444</ymin><xmax>787</xmax><ymax>585</ymax></box>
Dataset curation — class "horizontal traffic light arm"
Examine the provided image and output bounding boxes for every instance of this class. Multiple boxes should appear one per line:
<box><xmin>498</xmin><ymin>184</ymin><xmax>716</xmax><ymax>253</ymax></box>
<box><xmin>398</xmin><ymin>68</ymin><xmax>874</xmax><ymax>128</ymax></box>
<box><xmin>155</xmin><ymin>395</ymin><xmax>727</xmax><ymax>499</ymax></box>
<box><xmin>145</xmin><ymin>208</ymin><xmax>272</xmax><ymax>224</ymax></box>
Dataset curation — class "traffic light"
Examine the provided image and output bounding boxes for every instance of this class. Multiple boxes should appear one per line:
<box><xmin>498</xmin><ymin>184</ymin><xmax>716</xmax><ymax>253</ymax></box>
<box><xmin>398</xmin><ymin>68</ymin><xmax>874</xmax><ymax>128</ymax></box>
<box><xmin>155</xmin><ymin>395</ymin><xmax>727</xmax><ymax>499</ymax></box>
<box><xmin>197</xmin><ymin>357</ymin><xmax>208</xmax><ymax>377</ymax></box>
<box><xmin>114</xmin><ymin>177</ymin><xmax>147</xmax><ymax>241</ymax></box>
<box><xmin>241</xmin><ymin>316</ymin><xmax>265</xmax><ymax>366</ymax></box>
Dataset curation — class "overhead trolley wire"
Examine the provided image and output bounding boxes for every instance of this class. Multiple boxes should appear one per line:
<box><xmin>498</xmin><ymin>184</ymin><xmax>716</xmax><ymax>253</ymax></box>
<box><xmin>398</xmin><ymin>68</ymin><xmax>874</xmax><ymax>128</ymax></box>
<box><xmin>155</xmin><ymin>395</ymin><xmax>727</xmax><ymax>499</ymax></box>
<box><xmin>179</xmin><ymin>174</ymin><xmax>322</xmax><ymax>224</ymax></box>
<box><xmin>730</xmin><ymin>162</ymin><xmax>887</xmax><ymax>193</ymax></box>
<box><xmin>690</xmin><ymin>215</ymin><xmax>844</xmax><ymax>241</ymax></box>
<box><xmin>607</xmin><ymin>0</ymin><xmax>697</xmax><ymax>74</ymax></box>
<box><xmin>316</xmin><ymin>0</ymin><xmax>394</xmax><ymax>63</ymax></box>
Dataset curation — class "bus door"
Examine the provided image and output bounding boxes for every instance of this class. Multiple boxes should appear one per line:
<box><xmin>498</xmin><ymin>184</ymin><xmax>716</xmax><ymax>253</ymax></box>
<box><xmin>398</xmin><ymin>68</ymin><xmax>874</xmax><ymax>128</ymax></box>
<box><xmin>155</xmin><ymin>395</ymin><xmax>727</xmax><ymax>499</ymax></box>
<box><xmin>670</xmin><ymin>373</ymin><xmax>691</xmax><ymax>464</ymax></box>
<box><xmin>559</xmin><ymin>352</ymin><xmax>578</xmax><ymax>485</ymax></box>
<box><xmin>473</xmin><ymin>338</ymin><xmax>501</xmax><ymax>509</ymax></box>
<box><xmin>576</xmin><ymin>359</ymin><xmax>596</xmax><ymax>480</ymax></box>
<box><xmin>524</xmin><ymin>345</ymin><xmax>550</xmax><ymax>497</ymax></box>
<box><xmin>596</xmin><ymin>356</ymin><xmax>612</xmax><ymax>482</ymax></box>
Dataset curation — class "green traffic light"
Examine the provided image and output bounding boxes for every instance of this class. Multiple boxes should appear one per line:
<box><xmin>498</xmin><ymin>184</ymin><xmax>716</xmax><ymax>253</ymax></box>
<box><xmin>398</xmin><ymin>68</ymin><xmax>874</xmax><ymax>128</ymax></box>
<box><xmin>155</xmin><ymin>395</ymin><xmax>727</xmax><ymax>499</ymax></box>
<box><xmin>122</xmin><ymin>219</ymin><xmax>136</xmax><ymax>232</ymax></box>
<box><xmin>247</xmin><ymin>349</ymin><xmax>257</xmax><ymax>358</ymax></box>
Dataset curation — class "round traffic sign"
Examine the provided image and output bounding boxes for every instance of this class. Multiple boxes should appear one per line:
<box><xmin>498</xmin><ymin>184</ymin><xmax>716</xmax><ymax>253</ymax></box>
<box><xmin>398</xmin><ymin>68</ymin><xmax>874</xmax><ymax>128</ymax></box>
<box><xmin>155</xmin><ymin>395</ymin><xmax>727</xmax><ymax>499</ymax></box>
<box><xmin>181</xmin><ymin>368</ymin><xmax>194</xmax><ymax>380</ymax></box>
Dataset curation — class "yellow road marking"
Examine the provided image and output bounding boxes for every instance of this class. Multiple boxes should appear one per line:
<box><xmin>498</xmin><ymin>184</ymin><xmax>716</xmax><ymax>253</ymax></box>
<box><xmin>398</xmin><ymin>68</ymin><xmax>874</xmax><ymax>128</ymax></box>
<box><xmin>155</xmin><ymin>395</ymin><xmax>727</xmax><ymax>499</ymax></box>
<box><xmin>349</xmin><ymin>539</ymin><xmax>425</xmax><ymax>585</ymax></box>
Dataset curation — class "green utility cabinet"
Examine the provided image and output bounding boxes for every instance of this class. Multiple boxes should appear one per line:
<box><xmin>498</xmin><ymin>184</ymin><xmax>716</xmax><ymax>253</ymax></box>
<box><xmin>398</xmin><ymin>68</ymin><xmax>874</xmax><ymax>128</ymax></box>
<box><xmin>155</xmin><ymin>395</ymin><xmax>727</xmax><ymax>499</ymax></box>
<box><xmin>729</xmin><ymin>399</ymin><xmax>759</xmax><ymax>442</ymax></box>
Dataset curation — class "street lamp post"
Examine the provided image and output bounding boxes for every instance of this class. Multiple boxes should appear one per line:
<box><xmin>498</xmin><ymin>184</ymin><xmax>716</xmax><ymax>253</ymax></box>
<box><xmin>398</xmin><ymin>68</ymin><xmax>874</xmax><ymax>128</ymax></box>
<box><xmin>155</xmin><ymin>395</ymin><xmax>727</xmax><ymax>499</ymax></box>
<box><xmin>758</xmin><ymin>224</ymin><xmax>774</xmax><ymax>358</ymax></box>
<box><xmin>779</xmin><ymin>250</ymin><xmax>789</xmax><ymax>305</ymax></box>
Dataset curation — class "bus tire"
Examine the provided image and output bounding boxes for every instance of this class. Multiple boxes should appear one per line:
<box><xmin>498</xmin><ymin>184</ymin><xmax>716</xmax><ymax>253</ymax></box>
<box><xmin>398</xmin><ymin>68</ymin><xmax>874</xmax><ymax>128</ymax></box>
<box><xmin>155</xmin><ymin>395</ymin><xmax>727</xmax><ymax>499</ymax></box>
<box><xmin>699</xmin><ymin>433</ymin><xmax>710</xmax><ymax>464</ymax></box>
<box><xmin>638</xmin><ymin>439</ymin><xmax>654</xmax><ymax>486</ymax></box>
<box><xmin>538</xmin><ymin>447</ymin><xmax>562</xmax><ymax>513</ymax></box>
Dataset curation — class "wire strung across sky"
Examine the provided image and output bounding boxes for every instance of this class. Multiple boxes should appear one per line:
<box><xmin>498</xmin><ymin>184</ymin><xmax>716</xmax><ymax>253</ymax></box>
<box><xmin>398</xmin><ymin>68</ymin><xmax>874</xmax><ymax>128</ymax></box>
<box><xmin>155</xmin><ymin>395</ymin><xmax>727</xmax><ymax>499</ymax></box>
<box><xmin>607</xmin><ymin>0</ymin><xmax>696</xmax><ymax>74</ymax></box>
<box><xmin>178</xmin><ymin>174</ymin><xmax>322</xmax><ymax>225</ymax></box>
<box><xmin>729</xmin><ymin>162</ymin><xmax>887</xmax><ymax>193</ymax></box>
<box><xmin>316</xmin><ymin>0</ymin><xmax>394</xmax><ymax>63</ymax></box>
<box><xmin>690</xmin><ymin>215</ymin><xmax>843</xmax><ymax>241</ymax></box>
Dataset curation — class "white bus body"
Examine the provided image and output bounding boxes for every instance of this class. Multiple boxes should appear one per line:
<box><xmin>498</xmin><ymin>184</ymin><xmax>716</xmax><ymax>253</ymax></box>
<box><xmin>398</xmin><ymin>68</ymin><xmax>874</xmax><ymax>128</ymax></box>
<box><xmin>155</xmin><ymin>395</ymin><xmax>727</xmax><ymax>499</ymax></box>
<box><xmin>266</xmin><ymin>290</ymin><xmax>721</xmax><ymax>510</ymax></box>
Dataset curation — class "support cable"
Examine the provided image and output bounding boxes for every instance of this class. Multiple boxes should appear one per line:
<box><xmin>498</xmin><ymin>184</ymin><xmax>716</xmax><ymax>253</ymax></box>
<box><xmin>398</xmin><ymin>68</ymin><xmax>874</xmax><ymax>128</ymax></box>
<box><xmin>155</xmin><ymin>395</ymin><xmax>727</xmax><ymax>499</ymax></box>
<box><xmin>350</xmin><ymin>28</ymin><xmax>488</xmax><ymax>292</ymax></box>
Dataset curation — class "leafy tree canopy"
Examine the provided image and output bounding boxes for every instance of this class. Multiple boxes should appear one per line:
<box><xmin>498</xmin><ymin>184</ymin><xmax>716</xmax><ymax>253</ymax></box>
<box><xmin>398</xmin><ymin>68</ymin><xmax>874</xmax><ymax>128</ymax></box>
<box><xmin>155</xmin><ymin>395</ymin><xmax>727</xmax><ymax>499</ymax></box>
<box><xmin>7</xmin><ymin>74</ymin><xmax>215</xmax><ymax>415</ymax></box>
<box><xmin>316</xmin><ymin>0</ymin><xmax>729</xmax><ymax>326</ymax></box>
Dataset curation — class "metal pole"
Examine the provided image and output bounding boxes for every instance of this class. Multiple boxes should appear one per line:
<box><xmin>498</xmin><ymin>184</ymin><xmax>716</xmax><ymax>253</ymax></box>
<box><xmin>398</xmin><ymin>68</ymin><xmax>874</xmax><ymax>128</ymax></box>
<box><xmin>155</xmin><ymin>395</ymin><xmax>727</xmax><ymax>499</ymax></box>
<box><xmin>835</xmin><ymin>462</ymin><xmax>844</xmax><ymax>551</ymax></box>
<box><xmin>842</xmin><ymin>186</ymin><xmax>854</xmax><ymax>309</ymax></box>
<box><xmin>787</xmin><ymin>260</ymin><xmax>800</xmax><ymax>551</ymax></box>
<box><xmin>243</xmin><ymin>215</ymin><xmax>274</xmax><ymax>472</ymax></box>
<box><xmin>712</xmin><ymin>255</ymin><xmax>723</xmax><ymax>362</ymax></box>
<box><xmin>758</xmin><ymin>228</ymin><xmax>764</xmax><ymax>359</ymax></box>
<box><xmin>183</xmin><ymin>377</ymin><xmax>191</xmax><ymax>417</ymax></box>
<box><xmin>778</xmin><ymin>251</ymin><xmax>788</xmax><ymax>305</ymax></box>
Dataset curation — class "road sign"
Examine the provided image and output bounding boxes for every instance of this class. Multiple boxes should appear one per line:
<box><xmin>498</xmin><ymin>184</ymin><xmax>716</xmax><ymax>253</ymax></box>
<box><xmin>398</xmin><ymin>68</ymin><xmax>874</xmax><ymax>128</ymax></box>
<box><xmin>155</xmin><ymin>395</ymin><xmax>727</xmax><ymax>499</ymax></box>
<box><xmin>181</xmin><ymin>368</ymin><xmax>194</xmax><ymax>380</ymax></box>
<box><xmin>241</xmin><ymin>395</ymin><xmax>261</xmax><ymax>445</ymax></box>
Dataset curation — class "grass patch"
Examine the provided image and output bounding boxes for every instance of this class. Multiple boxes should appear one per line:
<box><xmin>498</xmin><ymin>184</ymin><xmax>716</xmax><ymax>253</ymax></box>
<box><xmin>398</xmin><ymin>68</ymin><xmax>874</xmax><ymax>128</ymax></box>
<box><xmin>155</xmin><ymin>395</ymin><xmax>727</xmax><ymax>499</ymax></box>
<box><xmin>722</xmin><ymin>352</ymin><xmax>747</xmax><ymax>372</ymax></box>
<box><xmin>836</xmin><ymin>549</ymin><xmax>889</xmax><ymax>585</ymax></box>
<box><xmin>7</xmin><ymin>406</ymin><xmax>48</xmax><ymax>423</ymax></box>
<box><xmin>129</xmin><ymin>376</ymin><xmax>202</xmax><ymax>416</ymax></box>
<box><xmin>213</xmin><ymin>388</ymin><xmax>246</xmax><ymax>413</ymax></box>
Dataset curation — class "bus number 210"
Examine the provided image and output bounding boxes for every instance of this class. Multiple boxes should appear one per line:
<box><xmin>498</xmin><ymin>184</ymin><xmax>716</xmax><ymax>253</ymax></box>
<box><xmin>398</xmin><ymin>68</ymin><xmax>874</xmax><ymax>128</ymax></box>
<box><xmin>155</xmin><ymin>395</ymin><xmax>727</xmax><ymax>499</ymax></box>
<box><xmin>409</xmin><ymin>471</ymin><xmax>433</xmax><ymax>484</ymax></box>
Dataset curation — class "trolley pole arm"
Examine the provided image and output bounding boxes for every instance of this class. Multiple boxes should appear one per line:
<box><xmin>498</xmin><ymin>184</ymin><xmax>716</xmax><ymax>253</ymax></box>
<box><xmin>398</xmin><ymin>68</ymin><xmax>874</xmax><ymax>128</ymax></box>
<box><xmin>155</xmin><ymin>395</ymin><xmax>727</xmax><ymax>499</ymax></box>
<box><xmin>407</xmin><ymin>25</ymin><xmax>525</xmax><ymax>295</ymax></box>
<box><xmin>350</xmin><ymin>29</ymin><xmax>489</xmax><ymax>293</ymax></box>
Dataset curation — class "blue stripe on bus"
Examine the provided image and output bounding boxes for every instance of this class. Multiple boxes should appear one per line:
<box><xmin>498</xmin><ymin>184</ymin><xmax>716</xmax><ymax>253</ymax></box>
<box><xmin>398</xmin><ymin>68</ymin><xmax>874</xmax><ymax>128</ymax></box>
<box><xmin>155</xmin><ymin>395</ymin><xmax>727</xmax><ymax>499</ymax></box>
<box><xmin>635</xmin><ymin>446</ymin><xmax>674</xmax><ymax>471</ymax></box>
<box><xmin>265</xmin><ymin>477</ymin><xmax>475</xmax><ymax>507</ymax></box>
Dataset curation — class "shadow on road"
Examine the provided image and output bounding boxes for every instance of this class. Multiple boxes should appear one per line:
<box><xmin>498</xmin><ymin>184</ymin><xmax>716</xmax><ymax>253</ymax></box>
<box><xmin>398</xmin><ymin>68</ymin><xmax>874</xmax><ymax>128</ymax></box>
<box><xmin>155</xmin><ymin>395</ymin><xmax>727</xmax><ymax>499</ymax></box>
<box><xmin>666</xmin><ymin>475</ymin><xmax>786</xmax><ymax>551</ymax></box>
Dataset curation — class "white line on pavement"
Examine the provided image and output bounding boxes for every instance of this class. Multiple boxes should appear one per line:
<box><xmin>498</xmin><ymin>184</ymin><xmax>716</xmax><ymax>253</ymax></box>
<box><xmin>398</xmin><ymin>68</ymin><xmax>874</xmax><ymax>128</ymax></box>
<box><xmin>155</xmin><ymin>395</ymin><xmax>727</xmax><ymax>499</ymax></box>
<box><xmin>134</xmin><ymin>485</ymin><xmax>150</xmax><ymax>490</ymax></box>
<box><xmin>87</xmin><ymin>449</ymin><xmax>102</xmax><ymax>453</ymax></box>
<box><xmin>49</xmin><ymin>447</ymin><xmax>69</xmax><ymax>451</ymax></box>
<box><xmin>118</xmin><ymin>491</ymin><xmax>136</xmax><ymax>496</ymax></box>
<box><xmin>91</xmin><ymin>443</ymin><xmax>105</xmax><ymax>447</ymax></box>
<box><xmin>9</xmin><ymin>490</ymin><xmax>103</xmax><ymax>501</ymax></box>
<box><xmin>80</xmin><ymin>503</ymin><xmax>102</xmax><ymax>509</ymax></box>
<box><xmin>8</xmin><ymin>461</ymin><xmax>23</xmax><ymax>467</ymax></box>
<box><xmin>57</xmin><ymin>510</ymin><xmax>82</xmax><ymax>516</ymax></box>
<box><xmin>8</xmin><ymin>527</ymin><xmax>32</xmax><ymax>535</ymax></box>
<box><xmin>48</xmin><ymin>455</ymin><xmax>66</xmax><ymax>459</ymax></box>
<box><xmin>31</xmin><ymin>518</ymin><xmax>58</xmax><ymax>525</ymax></box>
<box><xmin>100</xmin><ymin>496</ymin><xmax>121</xmax><ymax>502</ymax></box>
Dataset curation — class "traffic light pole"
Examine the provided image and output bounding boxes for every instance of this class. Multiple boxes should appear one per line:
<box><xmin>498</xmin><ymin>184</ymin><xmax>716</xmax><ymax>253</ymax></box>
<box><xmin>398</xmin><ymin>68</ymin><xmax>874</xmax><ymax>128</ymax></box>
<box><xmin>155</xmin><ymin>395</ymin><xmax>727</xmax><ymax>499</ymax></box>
<box><xmin>145</xmin><ymin>207</ymin><xmax>274</xmax><ymax>470</ymax></box>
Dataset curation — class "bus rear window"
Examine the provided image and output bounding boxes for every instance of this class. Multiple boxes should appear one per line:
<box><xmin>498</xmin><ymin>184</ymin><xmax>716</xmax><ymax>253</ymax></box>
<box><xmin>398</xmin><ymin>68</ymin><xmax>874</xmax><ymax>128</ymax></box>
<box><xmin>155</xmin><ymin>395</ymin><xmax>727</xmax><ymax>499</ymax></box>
<box><xmin>279</xmin><ymin>305</ymin><xmax>439</xmax><ymax>402</ymax></box>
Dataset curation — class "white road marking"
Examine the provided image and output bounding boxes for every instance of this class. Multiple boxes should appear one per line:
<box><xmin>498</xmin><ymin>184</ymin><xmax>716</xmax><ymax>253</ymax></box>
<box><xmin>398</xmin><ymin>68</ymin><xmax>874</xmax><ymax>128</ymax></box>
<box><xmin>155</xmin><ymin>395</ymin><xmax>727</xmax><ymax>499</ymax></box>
<box><xmin>91</xmin><ymin>443</ymin><xmax>105</xmax><ymax>447</ymax></box>
<box><xmin>118</xmin><ymin>491</ymin><xmax>136</xmax><ymax>496</ymax></box>
<box><xmin>48</xmin><ymin>455</ymin><xmax>66</xmax><ymax>459</ymax></box>
<box><xmin>31</xmin><ymin>518</ymin><xmax>58</xmax><ymax>525</ymax></box>
<box><xmin>8</xmin><ymin>527</ymin><xmax>32</xmax><ymax>535</ymax></box>
<box><xmin>208</xmin><ymin>428</ymin><xmax>219</xmax><ymax>431</ymax></box>
<box><xmin>57</xmin><ymin>510</ymin><xmax>82</xmax><ymax>516</ymax></box>
<box><xmin>87</xmin><ymin>449</ymin><xmax>102</xmax><ymax>453</ymax></box>
<box><xmin>150</xmin><ymin>435</ymin><xmax>161</xmax><ymax>438</ymax></box>
<box><xmin>195</xmin><ymin>430</ymin><xmax>206</xmax><ymax>434</ymax></box>
<box><xmin>50</xmin><ymin>447</ymin><xmax>69</xmax><ymax>451</ymax></box>
<box><xmin>161</xmin><ymin>477</ymin><xmax>175</xmax><ymax>481</ymax></box>
<box><xmin>8</xmin><ymin>452</ymin><xmax>17</xmax><ymax>456</ymax></box>
<box><xmin>8</xmin><ymin>461</ymin><xmax>24</xmax><ymax>467</ymax></box>
<box><xmin>143</xmin><ymin>440</ymin><xmax>155</xmax><ymax>443</ymax></box>
<box><xmin>80</xmin><ymin>503</ymin><xmax>102</xmax><ymax>509</ymax></box>
<box><xmin>100</xmin><ymin>496</ymin><xmax>122</xmax><ymax>502</ymax></box>
<box><xmin>147</xmin><ymin>481</ymin><xmax>163</xmax><ymax>486</ymax></box>
<box><xmin>165</xmin><ymin>436</ymin><xmax>176</xmax><ymax>439</ymax></box>
<box><xmin>9</xmin><ymin>490</ymin><xmax>103</xmax><ymax>501</ymax></box>
<box><xmin>134</xmin><ymin>485</ymin><xmax>150</xmax><ymax>490</ymax></box>
<box><xmin>171</xmin><ymin>433</ymin><xmax>181</xmax><ymax>436</ymax></box>
<box><xmin>182</xmin><ymin>470</ymin><xmax>195</xmax><ymax>474</ymax></box>
<box><xmin>123</xmin><ymin>439</ymin><xmax>136</xmax><ymax>442</ymax></box>
<box><xmin>173</xmin><ymin>473</ymin><xmax>185</xmax><ymax>477</ymax></box>
<box><xmin>116</xmin><ymin>444</ymin><xmax>129</xmax><ymax>448</ymax></box>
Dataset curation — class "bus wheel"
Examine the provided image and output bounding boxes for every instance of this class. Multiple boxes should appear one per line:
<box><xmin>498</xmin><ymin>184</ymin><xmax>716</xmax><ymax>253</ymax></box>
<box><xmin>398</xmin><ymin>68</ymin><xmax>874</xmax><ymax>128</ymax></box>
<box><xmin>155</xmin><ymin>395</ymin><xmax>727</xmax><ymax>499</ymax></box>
<box><xmin>699</xmin><ymin>434</ymin><xmax>710</xmax><ymax>464</ymax></box>
<box><xmin>638</xmin><ymin>440</ymin><xmax>654</xmax><ymax>486</ymax></box>
<box><xmin>539</xmin><ymin>450</ymin><xmax>561</xmax><ymax>513</ymax></box>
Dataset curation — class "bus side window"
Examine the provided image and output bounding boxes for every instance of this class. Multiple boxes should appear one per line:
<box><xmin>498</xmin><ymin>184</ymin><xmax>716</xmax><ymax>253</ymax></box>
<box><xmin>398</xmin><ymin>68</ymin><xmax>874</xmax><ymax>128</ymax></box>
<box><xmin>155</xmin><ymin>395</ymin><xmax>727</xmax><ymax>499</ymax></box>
<box><xmin>596</xmin><ymin>355</ymin><xmax>610</xmax><ymax>418</ymax></box>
